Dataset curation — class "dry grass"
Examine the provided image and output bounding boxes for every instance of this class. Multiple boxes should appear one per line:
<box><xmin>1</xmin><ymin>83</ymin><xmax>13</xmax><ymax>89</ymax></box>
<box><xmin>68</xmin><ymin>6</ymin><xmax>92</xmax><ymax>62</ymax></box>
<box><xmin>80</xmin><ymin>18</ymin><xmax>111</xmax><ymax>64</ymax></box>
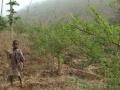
<box><xmin>0</xmin><ymin>31</ymin><xmax>31</xmax><ymax>57</ymax></box>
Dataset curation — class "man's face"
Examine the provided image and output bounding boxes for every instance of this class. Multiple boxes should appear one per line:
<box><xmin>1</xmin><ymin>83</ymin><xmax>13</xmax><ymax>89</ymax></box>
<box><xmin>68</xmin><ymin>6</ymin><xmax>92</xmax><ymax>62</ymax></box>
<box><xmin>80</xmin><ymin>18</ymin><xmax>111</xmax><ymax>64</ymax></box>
<box><xmin>13</xmin><ymin>42</ymin><xmax>19</xmax><ymax>49</ymax></box>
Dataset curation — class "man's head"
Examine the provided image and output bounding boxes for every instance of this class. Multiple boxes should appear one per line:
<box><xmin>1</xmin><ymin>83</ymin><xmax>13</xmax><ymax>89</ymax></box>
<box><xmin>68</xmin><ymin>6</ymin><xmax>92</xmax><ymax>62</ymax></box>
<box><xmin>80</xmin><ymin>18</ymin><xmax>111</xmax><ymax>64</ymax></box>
<box><xmin>12</xmin><ymin>40</ymin><xmax>19</xmax><ymax>49</ymax></box>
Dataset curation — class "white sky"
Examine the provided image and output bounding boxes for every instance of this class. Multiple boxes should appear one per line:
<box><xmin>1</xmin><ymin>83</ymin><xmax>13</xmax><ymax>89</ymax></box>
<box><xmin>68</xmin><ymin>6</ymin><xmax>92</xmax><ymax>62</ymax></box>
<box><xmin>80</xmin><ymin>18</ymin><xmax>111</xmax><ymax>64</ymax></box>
<box><xmin>0</xmin><ymin>0</ymin><xmax>46</xmax><ymax>16</ymax></box>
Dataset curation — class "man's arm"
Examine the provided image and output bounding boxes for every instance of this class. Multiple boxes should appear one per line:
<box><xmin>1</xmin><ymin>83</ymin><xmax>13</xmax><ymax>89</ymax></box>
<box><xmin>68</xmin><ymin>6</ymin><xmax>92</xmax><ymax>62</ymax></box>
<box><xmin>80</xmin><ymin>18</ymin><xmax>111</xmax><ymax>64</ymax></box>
<box><xmin>5</xmin><ymin>50</ymin><xmax>12</xmax><ymax>59</ymax></box>
<box><xmin>19</xmin><ymin>49</ymin><xmax>25</xmax><ymax>62</ymax></box>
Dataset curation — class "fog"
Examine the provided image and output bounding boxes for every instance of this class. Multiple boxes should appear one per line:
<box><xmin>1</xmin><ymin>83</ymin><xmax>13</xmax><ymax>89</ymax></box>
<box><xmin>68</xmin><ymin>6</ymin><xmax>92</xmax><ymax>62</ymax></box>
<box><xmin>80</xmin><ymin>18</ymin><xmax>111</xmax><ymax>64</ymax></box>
<box><xmin>0</xmin><ymin>0</ymin><xmax>46</xmax><ymax>16</ymax></box>
<box><xmin>0</xmin><ymin>0</ymin><xmax>115</xmax><ymax>23</ymax></box>
<box><xmin>17</xmin><ymin>0</ymin><xmax>115</xmax><ymax>24</ymax></box>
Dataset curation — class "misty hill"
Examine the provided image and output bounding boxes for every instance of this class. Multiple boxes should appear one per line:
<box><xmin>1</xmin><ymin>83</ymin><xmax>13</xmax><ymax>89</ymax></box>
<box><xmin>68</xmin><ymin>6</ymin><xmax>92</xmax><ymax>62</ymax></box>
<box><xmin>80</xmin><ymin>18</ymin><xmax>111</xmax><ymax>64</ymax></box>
<box><xmin>18</xmin><ymin>0</ymin><xmax>115</xmax><ymax>24</ymax></box>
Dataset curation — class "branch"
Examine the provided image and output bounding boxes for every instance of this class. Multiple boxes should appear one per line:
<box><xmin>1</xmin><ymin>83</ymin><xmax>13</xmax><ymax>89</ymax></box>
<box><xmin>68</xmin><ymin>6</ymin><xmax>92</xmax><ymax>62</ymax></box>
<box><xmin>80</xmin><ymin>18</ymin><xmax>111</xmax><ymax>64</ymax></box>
<box><xmin>77</xmin><ymin>26</ymin><xmax>120</xmax><ymax>48</ymax></box>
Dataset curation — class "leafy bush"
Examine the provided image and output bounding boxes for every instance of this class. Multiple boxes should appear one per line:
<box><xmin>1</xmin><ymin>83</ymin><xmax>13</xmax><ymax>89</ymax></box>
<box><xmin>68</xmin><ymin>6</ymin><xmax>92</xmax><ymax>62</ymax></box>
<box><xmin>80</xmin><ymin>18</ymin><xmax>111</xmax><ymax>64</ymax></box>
<box><xmin>0</xmin><ymin>16</ymin><xmax>7</xmax><ymax>30</ymax></box>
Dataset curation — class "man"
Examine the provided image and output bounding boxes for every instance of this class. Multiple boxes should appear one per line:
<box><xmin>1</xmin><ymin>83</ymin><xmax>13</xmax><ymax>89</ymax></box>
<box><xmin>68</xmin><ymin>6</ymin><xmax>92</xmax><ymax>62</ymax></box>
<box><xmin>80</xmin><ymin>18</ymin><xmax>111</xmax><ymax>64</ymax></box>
<box><xmin>7</xmin><ymin>40</ymin><xmax>25</xmax><ymax>87</ymax></box>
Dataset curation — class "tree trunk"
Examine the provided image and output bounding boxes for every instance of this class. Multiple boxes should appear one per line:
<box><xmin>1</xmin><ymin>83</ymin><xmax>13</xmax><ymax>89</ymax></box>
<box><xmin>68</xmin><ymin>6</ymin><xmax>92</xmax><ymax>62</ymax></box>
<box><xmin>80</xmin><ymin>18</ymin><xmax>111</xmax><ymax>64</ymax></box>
<box><xmin>1</xmin><ymin>0</ymin><xmax>3</xmax><ymax>16</ymax></box>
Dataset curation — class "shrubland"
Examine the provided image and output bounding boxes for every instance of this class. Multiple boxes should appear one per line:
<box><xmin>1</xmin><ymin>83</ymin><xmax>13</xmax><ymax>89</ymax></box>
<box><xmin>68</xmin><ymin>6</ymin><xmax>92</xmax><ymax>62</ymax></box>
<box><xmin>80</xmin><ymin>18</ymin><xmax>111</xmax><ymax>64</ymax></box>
<box><xmin>0</xmin><ymin>2</ymin><xmax>120</xmax><ymax>90</ymax></box>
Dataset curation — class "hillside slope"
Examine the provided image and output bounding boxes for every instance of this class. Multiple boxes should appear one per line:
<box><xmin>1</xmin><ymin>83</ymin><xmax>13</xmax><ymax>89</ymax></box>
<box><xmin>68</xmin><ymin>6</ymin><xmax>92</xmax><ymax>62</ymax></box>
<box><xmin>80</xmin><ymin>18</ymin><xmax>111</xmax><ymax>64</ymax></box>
<box><xmin>18</xmin><ymin>0</ymin><xmax>114</xmax><ymax>24</ymax></box>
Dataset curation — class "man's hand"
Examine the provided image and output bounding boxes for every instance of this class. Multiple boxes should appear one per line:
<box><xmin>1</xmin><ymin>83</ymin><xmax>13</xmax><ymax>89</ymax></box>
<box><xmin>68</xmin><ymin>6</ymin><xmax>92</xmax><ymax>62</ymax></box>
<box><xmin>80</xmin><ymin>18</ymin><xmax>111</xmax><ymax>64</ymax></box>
<box><xmin>5</xmin><ymin>50</ymin><xmax>12</xmax><ymax>59</ymax></box>
<box><xmin>7</xmin><ymin>50</ymin><xmax>12</xmax><ymax>54</ymax></box>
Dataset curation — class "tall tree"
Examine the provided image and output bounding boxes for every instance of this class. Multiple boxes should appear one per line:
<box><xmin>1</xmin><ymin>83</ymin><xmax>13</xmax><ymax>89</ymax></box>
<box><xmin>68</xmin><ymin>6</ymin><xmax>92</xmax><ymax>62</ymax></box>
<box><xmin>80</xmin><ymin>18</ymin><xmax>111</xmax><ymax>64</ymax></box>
<box><xmin>7</xmin><ymin>0</ymin><xmax>19</xmax><ymax>40</ymax></box>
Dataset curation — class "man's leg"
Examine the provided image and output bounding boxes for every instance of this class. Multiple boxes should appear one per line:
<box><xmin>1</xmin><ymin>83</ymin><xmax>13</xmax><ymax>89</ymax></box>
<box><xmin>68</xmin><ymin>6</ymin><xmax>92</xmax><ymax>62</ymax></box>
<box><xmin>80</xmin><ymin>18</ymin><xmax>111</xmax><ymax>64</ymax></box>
<box><xmin>18</xmin><ymin>76</ymin><xmax>22</xmax><ymax>87</ymax></box>
<box><xmin>9</xmin><ymin>76</ymin><xmax>13</xmax><ymax>86</ymax></box>
<box><xmin>18</xmin><ymin>63</ymin><xmax>23</xmax><ymax>87</ymax></box>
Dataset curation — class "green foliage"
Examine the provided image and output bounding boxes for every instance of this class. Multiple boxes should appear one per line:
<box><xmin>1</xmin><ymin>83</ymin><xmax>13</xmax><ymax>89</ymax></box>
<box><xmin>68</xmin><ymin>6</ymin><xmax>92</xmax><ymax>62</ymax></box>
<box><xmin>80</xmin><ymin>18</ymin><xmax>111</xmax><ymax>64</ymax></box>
<box><xmin>108</xmin><ymin>0</ymin><xmax>120</xmax><ymax>24</ymax></box>
<box><xmin>7</xmin><ymin>0</ymin><xmax>19</xmax><ymax>26</ymax></box>
<box><xmin>0</xmin><ymin>16</ymin><xmax>7</xmax><ymax>30</ymax></box>
<box><xmin>7</xmin><ymin>1</ymin><xmax>19</xmax><ymax>6</ymax></box>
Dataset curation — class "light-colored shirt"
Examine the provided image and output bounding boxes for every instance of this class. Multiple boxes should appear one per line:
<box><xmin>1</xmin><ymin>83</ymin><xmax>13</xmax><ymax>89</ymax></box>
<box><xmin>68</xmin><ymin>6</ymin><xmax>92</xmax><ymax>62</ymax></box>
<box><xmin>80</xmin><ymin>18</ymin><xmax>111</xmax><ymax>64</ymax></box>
<box><xmin>8</xmin><ymin>48</ymin><xmax>25</xmax><ymax>76</ymax></box>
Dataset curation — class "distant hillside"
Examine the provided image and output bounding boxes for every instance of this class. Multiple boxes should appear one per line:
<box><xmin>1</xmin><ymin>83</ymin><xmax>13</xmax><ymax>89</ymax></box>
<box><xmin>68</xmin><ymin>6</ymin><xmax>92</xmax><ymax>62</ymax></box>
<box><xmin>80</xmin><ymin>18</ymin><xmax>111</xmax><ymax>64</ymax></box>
<box><xmin>18</xmin><ymin>0</ymin><xmax>115</xmax><ymax>24</ymax></box>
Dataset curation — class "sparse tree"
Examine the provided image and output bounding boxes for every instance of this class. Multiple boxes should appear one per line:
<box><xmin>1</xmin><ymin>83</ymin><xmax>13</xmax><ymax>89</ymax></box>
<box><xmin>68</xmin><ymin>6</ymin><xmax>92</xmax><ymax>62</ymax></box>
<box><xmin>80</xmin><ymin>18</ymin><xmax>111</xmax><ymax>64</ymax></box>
<box><xmin>7</xmin><ymin>0</ymin><xmax>19</xmax><ymax>40</ymax></box>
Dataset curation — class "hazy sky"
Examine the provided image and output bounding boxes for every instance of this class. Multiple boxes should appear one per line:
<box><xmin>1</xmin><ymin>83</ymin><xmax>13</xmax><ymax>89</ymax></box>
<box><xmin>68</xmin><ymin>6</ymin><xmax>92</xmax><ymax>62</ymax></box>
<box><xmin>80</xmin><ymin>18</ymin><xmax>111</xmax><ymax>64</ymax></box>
<box><xmin>0</xmin><ymin>0</ymin><xmax>46</xmax><ymax>16</ymax></box>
